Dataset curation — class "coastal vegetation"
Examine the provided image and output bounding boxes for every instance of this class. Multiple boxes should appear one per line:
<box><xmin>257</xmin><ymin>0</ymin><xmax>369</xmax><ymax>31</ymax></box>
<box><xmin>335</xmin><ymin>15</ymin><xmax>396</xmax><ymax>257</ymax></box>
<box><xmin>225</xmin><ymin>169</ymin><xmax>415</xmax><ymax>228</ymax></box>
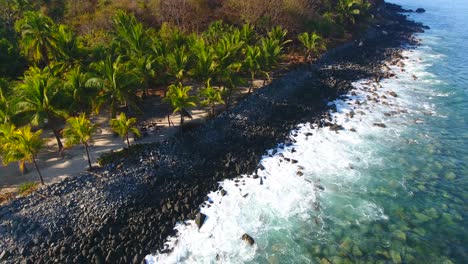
<box><xmin>0</xmin><ymin>0</ymin><xmax>378</xmax><ymax>187</ymax></box>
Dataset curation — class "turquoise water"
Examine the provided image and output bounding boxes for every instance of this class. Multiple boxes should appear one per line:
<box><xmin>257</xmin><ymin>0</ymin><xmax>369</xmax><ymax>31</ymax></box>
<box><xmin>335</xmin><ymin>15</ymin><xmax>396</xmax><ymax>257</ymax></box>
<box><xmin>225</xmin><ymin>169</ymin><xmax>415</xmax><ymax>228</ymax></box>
<box><xmin>146</xmin><ymin>1</ymin><xmax>467</xmax><ymax>263</ymax></box>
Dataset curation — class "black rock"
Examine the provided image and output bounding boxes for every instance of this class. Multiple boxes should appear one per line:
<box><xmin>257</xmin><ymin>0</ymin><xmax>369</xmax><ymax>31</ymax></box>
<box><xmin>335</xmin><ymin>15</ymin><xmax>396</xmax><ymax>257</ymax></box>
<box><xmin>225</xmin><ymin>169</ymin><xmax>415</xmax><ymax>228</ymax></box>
<box><xmin>241</xmin><ymin>234</ymin><xmax>255</xmax><ymax>245</ymax></box>
<box><xmin>195</xmin><ymin>213</ymin><xmax>206</xmax><ymax>229</ymax></box>
<box><xmin>373</xmin><ymin>123</ymin><xmax>387</xmax><ymax>128</ymax></box>
<box><xmin>220</xmin><ymin>189</ymin><xmax>227</xmax><ymax>196</ymax></box>
<box><xmin>297</xmin><ymin>171</ymin><xmax>304</xmax><ymax>177</ymax></box>
<box><xmin>415</xmin><ymin>8</ymin><xmax>426</xmax><ymax>13</ymax></box>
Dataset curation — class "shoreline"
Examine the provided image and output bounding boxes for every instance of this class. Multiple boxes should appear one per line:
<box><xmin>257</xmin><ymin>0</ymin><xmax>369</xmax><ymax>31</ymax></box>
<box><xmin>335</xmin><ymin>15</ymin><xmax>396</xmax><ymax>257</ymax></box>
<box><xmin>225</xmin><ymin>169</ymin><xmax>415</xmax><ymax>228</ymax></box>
<box><xmin>0</xmin><ymin>2</ymin><xmax>427</xmax><ymax>263</ymax></box>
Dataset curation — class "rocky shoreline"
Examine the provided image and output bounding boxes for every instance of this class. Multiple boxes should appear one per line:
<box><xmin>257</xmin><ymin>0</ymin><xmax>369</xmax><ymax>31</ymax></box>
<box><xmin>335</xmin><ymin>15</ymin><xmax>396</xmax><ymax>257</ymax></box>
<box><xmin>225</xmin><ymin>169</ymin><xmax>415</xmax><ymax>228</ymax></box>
<box><xmin>0</xmin><ymin>3</ymin><xmax>426</xmax><ymax>263</ymax></box>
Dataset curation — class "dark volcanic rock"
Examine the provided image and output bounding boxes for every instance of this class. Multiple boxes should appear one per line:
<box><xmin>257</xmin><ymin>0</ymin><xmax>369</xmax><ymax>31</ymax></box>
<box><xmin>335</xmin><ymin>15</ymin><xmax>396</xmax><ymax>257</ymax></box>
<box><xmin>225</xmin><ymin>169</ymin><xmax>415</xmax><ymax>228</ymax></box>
<box><xmin>416</xmin><ymin>8</ymin><xmax>426</xmax><ymax>13</ymax></box>
<box><xmin>195</xmin><ymin>213</ymin><xmax>206</xmax><ymax>229</ymax></box>
<box><xmin>241</xmin><ymin>234</ymin><xmax>255</xmax><ymax>246</ymax></box>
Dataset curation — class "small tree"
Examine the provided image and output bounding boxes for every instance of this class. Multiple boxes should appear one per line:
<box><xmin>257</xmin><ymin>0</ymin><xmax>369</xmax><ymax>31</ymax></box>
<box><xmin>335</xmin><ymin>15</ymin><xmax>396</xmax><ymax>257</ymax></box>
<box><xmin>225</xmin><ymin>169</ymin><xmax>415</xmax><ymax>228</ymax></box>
<box><xmin>1</xmin><ymin>125</ymin><xmax>45</xmax><ymax>185</ymax></box>
<box><xmin>62</xmin><ymin>113</ymin><xmax>97</xmax><ymax>170</ymax></box>
<box><xmin>110</xmin><ymin>112</ymin><xmax>141</xmax><ymax>149</ymax></box>
<box><xmin>298</xmin><ymin>32</ymin><xmax>326</xmax><ymax>64</ymax></box>
<box><xmin>199</xmin><ymin>79</ymin><xmax>224</xmax><ymax>117</ymax></box>
<box><xmin>165</xmin><ymin>83</ymin><xmax>197</xmax><ymax>129</ymax></box>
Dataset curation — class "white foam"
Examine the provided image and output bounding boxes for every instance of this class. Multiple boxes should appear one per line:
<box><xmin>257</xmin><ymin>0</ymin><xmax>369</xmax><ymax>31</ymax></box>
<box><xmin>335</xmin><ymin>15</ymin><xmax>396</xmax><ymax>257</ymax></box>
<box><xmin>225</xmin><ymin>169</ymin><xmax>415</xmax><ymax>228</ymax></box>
<box><xmin>145</xmin><ymin>46</ymin><xmax>439</xmax><ymax>264</ymax></box>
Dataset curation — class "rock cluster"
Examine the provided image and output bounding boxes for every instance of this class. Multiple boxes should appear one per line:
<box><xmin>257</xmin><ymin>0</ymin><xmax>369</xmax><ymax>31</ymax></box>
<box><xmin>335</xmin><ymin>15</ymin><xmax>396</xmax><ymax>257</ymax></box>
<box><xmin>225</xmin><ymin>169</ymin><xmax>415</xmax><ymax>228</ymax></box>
<box><xmin>0</xmin><ymin>3</ymin><xmax>426</xmax><ymax>263</ymax></box>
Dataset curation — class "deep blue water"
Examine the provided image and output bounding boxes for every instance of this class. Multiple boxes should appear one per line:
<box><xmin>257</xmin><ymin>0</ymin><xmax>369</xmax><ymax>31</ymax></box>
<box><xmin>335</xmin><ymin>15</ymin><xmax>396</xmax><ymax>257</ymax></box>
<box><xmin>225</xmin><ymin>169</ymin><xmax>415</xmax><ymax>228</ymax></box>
<box><xmin>147</xmin><ymin>1</ymin><xmax>467</xmax><ymax>263</ymax></box>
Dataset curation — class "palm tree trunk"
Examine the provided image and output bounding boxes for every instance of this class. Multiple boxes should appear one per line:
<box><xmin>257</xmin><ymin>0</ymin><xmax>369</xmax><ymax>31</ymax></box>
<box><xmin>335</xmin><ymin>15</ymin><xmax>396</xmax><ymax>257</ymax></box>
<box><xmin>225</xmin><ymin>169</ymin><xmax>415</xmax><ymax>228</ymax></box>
<box><xmin>248</xmin><ymin>73</ymin><xmax>255</xmax><ymax>94</ymax></box>
<box><xmin>84</xmin><ymin>143</ymin><xmax>92</xmax><ymax>170</ymax></box>
<box><xmin>180</xmin><ymin>113</ymin><xmax>184</xmax><ymax>131</ymax></box>
<box><xmin>32</xmin><ymin>157</ymin><xmax>45</xmax><ymax>185</ymax></box>
<box><xmin>126</xmin><ymin>134</ymin><xmax>131</xmax><ymax>149</ymax></box>
<box><xmin>111</xmin><ymin>100</ymin><xmax>117</xmax><ymax>119</ymax></box>
<box><xmin>52</xmin><ymin>128</ymin><xmax>64</xmax><ymax>151</ymax></box>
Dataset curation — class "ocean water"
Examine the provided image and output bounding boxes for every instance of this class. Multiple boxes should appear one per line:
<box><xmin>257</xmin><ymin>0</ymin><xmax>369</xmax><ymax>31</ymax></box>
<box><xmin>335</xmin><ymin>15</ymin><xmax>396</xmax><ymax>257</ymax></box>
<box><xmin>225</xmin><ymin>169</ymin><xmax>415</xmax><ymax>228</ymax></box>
<box><xmin>146</xmin><ymin>1</ymin><xmax>468</xmax><ymax>263</ymax></box>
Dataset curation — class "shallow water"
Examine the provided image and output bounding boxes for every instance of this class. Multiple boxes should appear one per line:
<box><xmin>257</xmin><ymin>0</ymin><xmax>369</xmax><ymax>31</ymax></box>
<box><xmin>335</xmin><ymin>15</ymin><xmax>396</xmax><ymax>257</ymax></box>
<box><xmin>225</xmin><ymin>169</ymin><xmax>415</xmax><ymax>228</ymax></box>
<box><xmin>146</xmin><ymin>1</ymin><xmax>468</xmax><ymax>263</ymax></box>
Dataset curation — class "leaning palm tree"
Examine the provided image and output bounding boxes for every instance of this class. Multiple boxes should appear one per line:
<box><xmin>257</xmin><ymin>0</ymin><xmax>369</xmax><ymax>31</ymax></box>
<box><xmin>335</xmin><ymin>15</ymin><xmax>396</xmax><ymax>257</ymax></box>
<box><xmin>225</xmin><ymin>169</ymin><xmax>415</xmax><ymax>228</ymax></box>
<box><xmin>109</xmin><ymin>112</ymin><xmax>141</xmax><ymax>149</ymax></box>
<box><xmin>165</xmin><ymin>83</ymin><xmax>197</xmax><ymax>129</ymax></box>
<box><xmin>298</xmin><ymin>32</ymin><xmax>326</xmax><ymax>64</ymax></box>
<box><xmin>199</xmin><ymin>79</ymin><xmax>224</xmax><ymax>117</ymax></box>
<box><xmin>16</xmin><ymin>67</ymin><xmax>68</xmax><ymax>151</ymax></box>
<box><xmin>62</xmin><ymin>113</ymin><xmax>97</xmax><ymax>170</ymax></box>
<box><xmin>15</xmin><ymin>11</ymin><xmax>56</xmax><ymax>66</ymax></box>
<box><xmin>1</xmin><ymin>125</ymin><xmax>45</xmax><ymax>185</ymax></box>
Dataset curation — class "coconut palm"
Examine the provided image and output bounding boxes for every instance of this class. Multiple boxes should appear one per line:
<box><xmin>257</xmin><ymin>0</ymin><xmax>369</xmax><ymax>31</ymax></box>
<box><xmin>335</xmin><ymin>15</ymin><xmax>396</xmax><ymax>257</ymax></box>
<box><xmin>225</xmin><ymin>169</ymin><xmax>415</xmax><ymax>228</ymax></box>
<box><xmin>199</xmin><ymin>79</ymin><xmax>224</xmax><ymax>117</ymax></box>
<box><xmin>63</xmin><ymin>67</ymin><xmax>97</xmax><ymax>114</ymax></box>
<box><xmin>15</xmin><ymin>67</ymin><xmax>68</xmax><ymax>151</ymax></box>
<box><xmin>62</xmin><ymin>113</ymin><xmax>97</xmax><ymax>170</ymax></box>
<box><xmin>0</xmin><ymin>79</ymin><xmax>17</xmax><ymax>124</ymax></box>
<box><xmin>337</xmin><ymin>0</ymin><xmax>371</xmax><ymax>25</ymax></box>
<box><xmin>189</xmin><ymin>37</ymin><xmax>218</xmax><ymax>84</ymax></box>
<box><xmin>165</xmin><ymin>83</ymin><xmax>197</xmax><ymax>129</ymax></box>
<box><xmin>15</xmin><ymin>11</ymin><xmax>56</xmax><ymax>66</ymax></box>
<box><xmin>243</xmin><ymin>45</ymin><xmax>263</xmax><ymax>93</ymax></box>
<box><xmin>167</xmin><ymin>46</ymin><xmax>190</xmax><ymax>82</ymax></box>
<box><xmin>87</xmin><ymin>56</ymin><xmax>140</xmax><ymax>119</ymax></box>
<box><xmin>52</xmin><ymin>24</ymin><xmax>82</xmax><ymax>70</ymax></box>
<box><xmin>109</xmin><ymin>112</ymin><xmax>141</xmax><ymax>149</ymax></box>
<box><xmin>1</xmin><ymin>125</ymin><xmax>45</xmax><ymax>185</ymax></box>
<box><xmin>298</xmin><ymin>32</ymin><xmax>326</xmax><ymax>64</ymax></box>
<box><xmin>113</xmin><ymin>11</ymin><xmax>149</xmax><ymax>56</ymax></box>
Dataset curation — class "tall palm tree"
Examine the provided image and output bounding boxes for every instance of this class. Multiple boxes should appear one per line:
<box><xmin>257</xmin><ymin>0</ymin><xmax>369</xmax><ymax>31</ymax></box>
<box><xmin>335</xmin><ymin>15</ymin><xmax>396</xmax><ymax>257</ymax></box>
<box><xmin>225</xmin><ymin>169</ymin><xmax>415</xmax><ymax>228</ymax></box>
<box><xmin>109</xmin><ymin>112</ymin><xmax>141</xmax><ymax>150</ymax></box>
<box><xmin>62</xmin><ymin>113</ymin><xmax>97</xmax><ymax>170</ymax></box>
<box><xmin>1</xmin><ymin>125</ymin><xmax>45</xmax><ymax>185</ymax></box>
<box><xmin>165</xmin><ymin>83</ymin><xmax>197</xmax><ymax>129</ymax></box>
<box><xmin>113</xmin><ymin>11</ymin><xmax>149</xmax><ymax>56</ymax></box>
<box><xmin>15</xmin><ymin>11</ymin><xmax>56</xmax><ymax>67</ymax></box>
<box><xmin>63</xmin><ymin>67</ymin><xmax>97</xmax><ymax>114</ymax></box>
<box><xmin>52</xmin><ymin>24</ymin><xmax>82</xmax><ymax>70</ymax></box>
<box><xmin>87</xmin><ymin>56</ymin><xmax>140</xmax><ymax>119</ymax></box>
<box><xmin>16</xmin><ymin>67</ymin><xmax>68</xmax><ymax>151</ymax></box>
<box><xmin>199</xmin><ymin>79</ymin><xmax>224</xmax><ymax>117</ymax></box>
<box><xmin>298</xmin><ymin>32</ymin><xmax>326</xmax><ymax>64</ymax></box>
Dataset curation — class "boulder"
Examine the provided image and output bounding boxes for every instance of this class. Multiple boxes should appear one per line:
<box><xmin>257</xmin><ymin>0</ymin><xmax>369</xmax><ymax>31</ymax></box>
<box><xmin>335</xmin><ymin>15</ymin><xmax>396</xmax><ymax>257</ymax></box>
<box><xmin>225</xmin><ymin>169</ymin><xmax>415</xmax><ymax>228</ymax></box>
<box><xmin>241</xmin><ymin>234</ymin><xmax>255</xmax><ymax>246</ymax></box>
<box><xmin>195</xmin><ymin>212</ymin><xmax>206</xmax><ymax>229</ymax></box>
<box><xmin>415</xmin><ymin>8</ymin><xmax>426</xmax><ymax>13</ymax></box>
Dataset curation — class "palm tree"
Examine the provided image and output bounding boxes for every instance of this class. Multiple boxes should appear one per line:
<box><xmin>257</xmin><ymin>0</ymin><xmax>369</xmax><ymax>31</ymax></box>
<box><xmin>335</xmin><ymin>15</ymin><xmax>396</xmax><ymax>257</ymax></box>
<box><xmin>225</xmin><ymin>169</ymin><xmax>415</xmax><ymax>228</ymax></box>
<box><xmin>109</xmin><ymin>112</ymin><xmax>141</xmax><ymax>149</ymax></box>
<box><xmin>243</xmin><ymin>45</ymin><xmax>263</xmax><ymax>93</ymax></box>
<box><xmin>62</xmin><ymin>113</ymin><xmax>97</xmax><ymax>170</ymax></box>
<box><xmin>16</xmin><ymin>67</ymin><xmax>68</xmax><ymax>151</ymax></box>
<box><xmin>189</xmin><ymin>37</ymin><xmax>218</xmax><ymax>85</ymax></box>
<box><xmin>113</xmin><ymin>11</ymin><xmax>149</xmax><ymax>56</ymax></box>
<box><xmin>1</xmin><ymin>125</ymin><xmax>45</xmax><ymax>185</ymax></box>
<box><xmin>337</xmin><ymin>0</ymin><xmax>371</xmax><ymax>25</ymax></box>
<box><xmin>87</xmin><ymin>56</ymin><xmax>140</xmax><ymax>119</ymax></box>
<box><xmin>165</xmin><ymin>83</ymin><xmax>197</xmax><ymax>129</ymax></box>
<box><xmin>15</xmin><ymin>11</ymin><xmax>56</xmax><ymax>66</ymax></box>
<box><xmin>0</xmin><ymin>79</ymin><xmax>17</xmax><ymax>124</ymax></box>
<box><xmin>199</xmin><ymin>79</ymin><xmax>224</xmax><ymax>117</ymax></box>
<box><xmin>63</xmin><ymin>67</ymin><xmax>97</xmax><ymax>114</ymax></box>
<box><xmin>297</xmin><ymin>32</ymin><xmax>326</xmax><ymax>64</ymax></box>
<box><xmin>167</xmin><ymin>46</ymin><xmax>189</xmax><ymax>82</ymax></box>
<box><xmin>52</xmin><ymin>24</ymin><xmax>82</xmax><ymax>70</ymax></box>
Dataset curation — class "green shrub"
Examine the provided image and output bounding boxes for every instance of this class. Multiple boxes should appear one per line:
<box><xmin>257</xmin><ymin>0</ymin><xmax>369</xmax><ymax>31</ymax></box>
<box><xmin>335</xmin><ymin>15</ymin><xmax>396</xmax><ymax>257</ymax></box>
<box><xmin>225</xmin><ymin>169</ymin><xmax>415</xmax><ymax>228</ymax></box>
<box><xmin>18</xmin><ymin>182</ymin><xmax>39</xmax><ymax>196</ymax></box>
